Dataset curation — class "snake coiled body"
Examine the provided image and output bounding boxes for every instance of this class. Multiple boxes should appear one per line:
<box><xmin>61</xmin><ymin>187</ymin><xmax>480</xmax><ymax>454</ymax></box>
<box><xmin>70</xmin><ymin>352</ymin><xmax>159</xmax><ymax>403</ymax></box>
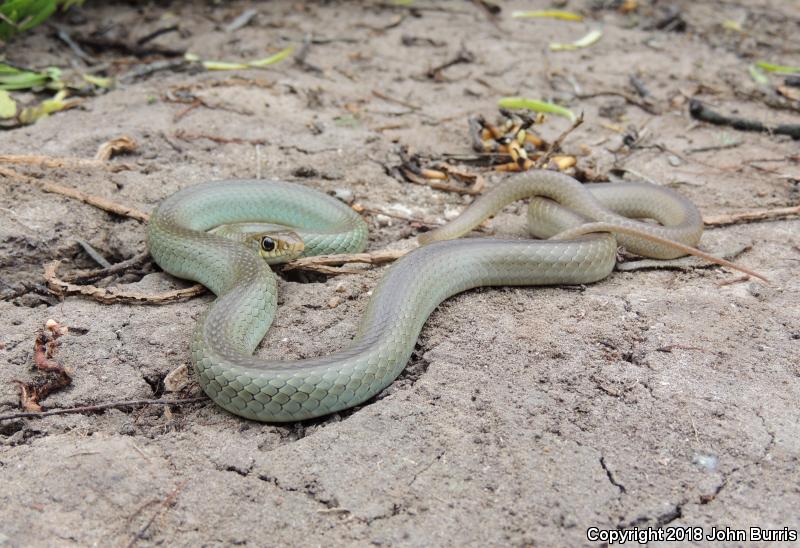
<box><xmin>147</xmin><ymin>172</ymin><xmax>702</xmax><ymax>422</ymax></box>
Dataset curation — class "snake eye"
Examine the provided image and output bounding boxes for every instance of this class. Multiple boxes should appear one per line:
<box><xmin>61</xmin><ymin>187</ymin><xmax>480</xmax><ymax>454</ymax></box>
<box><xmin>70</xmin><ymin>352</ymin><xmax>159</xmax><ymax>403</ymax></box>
<box><xmin>260</xmin><ymin>236</ymin><xmax>276</xmax><ymax>252</ymax></box>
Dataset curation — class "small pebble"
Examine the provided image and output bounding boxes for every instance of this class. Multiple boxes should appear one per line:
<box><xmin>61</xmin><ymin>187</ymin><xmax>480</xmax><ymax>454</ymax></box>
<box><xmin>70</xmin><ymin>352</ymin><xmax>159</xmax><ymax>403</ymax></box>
<box><xmin>389</xmin><ymin>204</ymin><xmax>414</xmax><ymax>217</ymax></box>
<box><xmin>444</xmin><ymin>208</ymin><xmax>461</xmax><ymax>221</ymax></box>
<box><xmin>331</xmin><ymin>188</ymin><xmax>354</xmax><ymax>204</ymax></box>
<box><xmin>328</xmin><ymin>296</ymin><xmax>342</xmax><ymax>309</ymax></box>
<box><xmin>375</xmin><ymin>214</ymin><xmax>392</xmax><ymax>227</ymax></box>
<box><xmin>668</xmin><ymin>155</ymin><xmax>682</xmax><ymax>167</ymax></box>
<box><xmin>747</xmin><ymin>282</ymin><xmax>765</xmax><ymax>299</ymax></box>
<box><xmin>164</xmin><ymin>364</ymin><xmax>189</xmax><ymax>392</ymax></box>
<box><xmin>692</xmin><ymin>453</ymin><xmax>719</xmax><ymax>471</ymax></box>
<box><xmin>334</xmin><ymin>282</ymin><xmax>347</xmax><ymax>293</ymax></box>
<box><xmin>292</xmin><ymin>166</ymin><xmax>319</xmax><ymax>178</ymax></box>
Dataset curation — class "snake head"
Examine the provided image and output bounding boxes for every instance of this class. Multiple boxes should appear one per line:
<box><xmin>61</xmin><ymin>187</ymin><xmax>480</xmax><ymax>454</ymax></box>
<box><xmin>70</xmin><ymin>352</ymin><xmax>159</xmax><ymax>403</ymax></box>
<box><xmin>208</xmin><ymin>223</ymin><xmax>306</xmax><ymax>264</ymax></box>
<box><xmin>250</xmin><ymin>230</ymin><xmax>305</xmax><ymax>264</ymax></box>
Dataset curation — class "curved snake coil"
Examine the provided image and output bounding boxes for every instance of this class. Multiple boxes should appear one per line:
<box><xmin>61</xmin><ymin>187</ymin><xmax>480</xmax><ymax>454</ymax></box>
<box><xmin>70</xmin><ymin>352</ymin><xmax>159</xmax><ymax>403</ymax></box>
<box><xmin>147</xmin><ymin>171</ymin><xmax>703</xmax><ymax>422</ymax></box>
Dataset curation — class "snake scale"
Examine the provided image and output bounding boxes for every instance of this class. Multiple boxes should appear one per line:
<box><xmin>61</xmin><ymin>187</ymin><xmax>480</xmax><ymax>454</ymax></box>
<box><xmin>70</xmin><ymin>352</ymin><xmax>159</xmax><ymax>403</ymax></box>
<box><xmin>147</xmin><ymin>171</ymin><xmax>705</xmax><ymax>422</ymax></box>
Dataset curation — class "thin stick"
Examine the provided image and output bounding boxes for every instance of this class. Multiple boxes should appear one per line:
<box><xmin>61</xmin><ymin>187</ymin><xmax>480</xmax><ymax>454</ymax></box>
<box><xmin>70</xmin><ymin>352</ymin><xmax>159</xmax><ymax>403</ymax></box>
<box><xmin>0</xmin><ymin>397</ymin><xmax>206</xmax><ymax>422</ymax></box>
<box><xmin>358</xmin><ymin>206</ymin><xmax>442</xmax><ymax>226</ymax></box>
<box><xmin>0</xmin><ymin>167</ymin><xmax>150</xmax><ymax>222</ymax></box>
<box><xmin>64</xmin><ymin>251</ymin><xmax>151</xmax><ymax>283</ymax></box>
<box><xmin>405</xmin><ymin>176</ymin><xmax>483</xmax><ymax>195</ymax></box>
<box><xmin>703</xmin><ymin>205</ymin><xmax>800</xmax><ymax>226</ymax></box>
<box><xmin>534</xmin><ymin>113</ymin><xmax>584</xmax><ymax>169</ymax></box>
<box><xmin>282</xmin><ymin>248</ymin><xmax>412</xmax><ymax>274</ymax></box>
<box><xmin>372</xmin><ymin>90</ymin><xmax>421</xmax><ymax>111</ymax></box>
<box><xmin>577</xmin><ymin>91</ymin><xmax>660</xmax><ymax>115</ymax></box>
<box><xmin>175</xmin><ymin>130</ymin><xmax>267</xmax><ymax>146</ymax></box>
<box><xmin>690</xmin><ymin>99</ymin><xmax>800</xmax><ymax>140</ymax></box>
<box><xmin>399</xmin><ymin>167</ymin><xmax>483</xmax><ymax>195</ymax></box>
<box><xmin>44</xmin><ymin>261</ymin><xmax>206</xmax><ymax>304</ymax></box>
<box><xmin>0</xmin><ymin>154</ymin><xmax>131</xmax><ymax>172</ymax></box>
<box><xmin>126</xmin><ymin>481</ymin><xmax>187</xmax><ymax>548</ymax></box>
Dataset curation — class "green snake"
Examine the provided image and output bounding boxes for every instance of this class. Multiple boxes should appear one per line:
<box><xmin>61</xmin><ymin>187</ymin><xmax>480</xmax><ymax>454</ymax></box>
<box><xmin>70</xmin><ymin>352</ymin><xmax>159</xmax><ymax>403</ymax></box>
<box><xmin>148</xmin><ymin>171</ymin><xmax>710</xmax><ymax>422</ymax></box>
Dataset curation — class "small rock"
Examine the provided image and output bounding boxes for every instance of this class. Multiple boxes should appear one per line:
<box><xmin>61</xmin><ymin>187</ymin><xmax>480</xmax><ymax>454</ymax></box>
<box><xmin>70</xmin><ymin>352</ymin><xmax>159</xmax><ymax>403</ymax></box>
<box><xmin>330</xmin><ymin>188</ymin><xmax>355</xmax><ymax>204</ymax></box>
<box><xmin>375</xmin><ymin>214</ymin><xmax>392</xmax><ymax>227</ymax></box>
<box><xmin>692</xmin><ymin>453</ymin><xmax>719</xmax><ymax>471</ymax></box>
<box><xmin>328</xmin><ymin>296</ymin><xmax>342</xmax><ymax>309</ymax></box>
<box><xmin>444</xmin><ymin>208</ymin><xmax>461</xmax><ymax>221</ymax></box>
<box><xmin>747</xmin><ymin>282</ymin><xmax>765</xmax><ymax>299</ymax></box>
<box><xmin>164</xmin><ymin>364</ymin><xmax>190</xmax><ymax>392</ymax></box>
<box><xmin>388</xmin><ymin>204</ymin><xmax>414</xmax><ymax>217</ymax></box>
<box><xmin>292</xmin><ymin>166</ymin><xmax>319</xmax><ymax>178</ymax></box>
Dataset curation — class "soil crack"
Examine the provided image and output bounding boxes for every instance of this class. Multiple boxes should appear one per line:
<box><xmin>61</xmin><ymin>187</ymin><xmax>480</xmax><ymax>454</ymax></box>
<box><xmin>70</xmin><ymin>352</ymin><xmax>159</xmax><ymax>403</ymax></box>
<box><xmin>257</xmin><ymin>473</ymin><xmax>340</xmax><ymax>510</ymax></box>
<box><xmin>599</xmin><ymin>456</ymin><xmax>627</xmax><ymax>494</ymax></box>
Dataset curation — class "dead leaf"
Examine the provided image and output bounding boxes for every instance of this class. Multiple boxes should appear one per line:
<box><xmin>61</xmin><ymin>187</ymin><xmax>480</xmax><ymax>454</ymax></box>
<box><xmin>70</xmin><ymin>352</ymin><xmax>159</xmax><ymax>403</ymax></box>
<box><xmin>95</xmin><ymin>136</ymin><xmax>138</xmax><ymax>161</ymax></box>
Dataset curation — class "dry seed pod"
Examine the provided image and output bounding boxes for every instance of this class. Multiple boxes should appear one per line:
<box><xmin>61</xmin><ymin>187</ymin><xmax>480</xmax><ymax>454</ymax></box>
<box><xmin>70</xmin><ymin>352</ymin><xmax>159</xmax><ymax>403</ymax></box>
<box><xmin>553</xmin><ymin>155</ymin><xmax>577</xmax><ymax>170</ymax></box>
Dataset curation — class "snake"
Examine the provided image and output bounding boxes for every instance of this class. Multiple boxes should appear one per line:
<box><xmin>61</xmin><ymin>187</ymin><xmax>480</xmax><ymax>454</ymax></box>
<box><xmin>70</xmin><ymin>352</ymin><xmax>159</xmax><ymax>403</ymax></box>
<box><xmin>147</xmin><ymin>171</ymin><xmax>708</xmax><ymax>422</ymax></box>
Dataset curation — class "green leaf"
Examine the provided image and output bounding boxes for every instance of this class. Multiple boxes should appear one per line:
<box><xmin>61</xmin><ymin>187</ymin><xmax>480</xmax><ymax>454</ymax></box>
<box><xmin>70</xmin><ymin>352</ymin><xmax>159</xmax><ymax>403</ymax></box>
<box><xmin>748</xmin><ymin>65</ymin><xmax>769</xmax><ymax>86</ymax></box>
<box><xmin>0</xmin><ymin>89</ymin><xmax>17</xmax><ymax>118</ymax></box>
<box><xmin>497</xmin><ymin>97</ymin><xmax>577</xmax><ymax>122</ymax></box>
<box><xmin>18</xmin><ymin>89</ymin><xmax>68</xmax><ymax>124</ymax></box>
<box><xmin>0</xmin><ymin>0</ymin><xmax>56</xmax><ymax>40</ymax></box>
<box><xmin>511</xmin><ymin>10</ymin><xmax>583</xmax><ymax>21</ymax></box>
<box><xmin>755</xmin><ymin>61</ymin><xmax>800</xmax><ymax>74</ymax></box>
<box><xmin>247</xmin><ymin>46</ymin><xmax>295</xmax><ymax>68</ymax></box>
<box><xmin>0</xmin><ymin>62</ymin><xmax>61</xmax><ymax>90</ymax></box>
<box><xmin>0</xmin><ymin>1</ymin><xmax>84</xmax><ymax>40</ymax></box>
<box><xmin>549</xmin><ymin>29</ymin><xmax>603</xmax><ymax>51</ymax></box>
<box><xmin>202</xmin><ymin>60</ymin><xmax>250</xmax><ymax>71</ymax></box>
<box><xmin>82</xmin><ymin>73</ymin><xmax>114</xmax><ymax>89</ymax></box>
<box><xmin>186</xmin><ymin>46</ymin><xmax>295</xmax><ymax>71</ymax></box>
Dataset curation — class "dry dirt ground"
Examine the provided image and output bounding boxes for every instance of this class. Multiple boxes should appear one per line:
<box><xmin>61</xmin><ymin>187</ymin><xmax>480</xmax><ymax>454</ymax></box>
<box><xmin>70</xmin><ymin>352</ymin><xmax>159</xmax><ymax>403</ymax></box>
<box><xmin>1</xmin><ymin>1</ymin><xmax>799</xmax><ymax>546</ymax></box>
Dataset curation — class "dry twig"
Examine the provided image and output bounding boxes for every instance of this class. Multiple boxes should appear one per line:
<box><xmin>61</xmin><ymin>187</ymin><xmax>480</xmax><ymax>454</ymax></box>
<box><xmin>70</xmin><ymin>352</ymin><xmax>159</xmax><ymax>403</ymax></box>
<box><xmin>690</xmin><ymin>100</ymin><xmax>800</xmax><ymax>140</ymax></box>
<box><xmin>0</xmin><ymin>154</ymin><xmax>131</xmax><ymax>172</ymax></box>
<box><xmin>64</xmin><ymin>252</ymin><xmax>152</xmax><ymax>283</ymax></box>
<box><xmin>534</xmin><ymin>113</ymin><xmax>584</xmax><ymax>168</ymax></box>
<box><xmin>126</xmin><ymin>481</ymin><xmax>187</xmax><ymax>548</ymax></box>
<box><xmin>282</xmin><ymin>248</ymin><xmax>413</xmax><ymax>275</ymax></box>
<box><xmin>44</xmin><ymin>261</ymin><xmax>205</xmax><ymax>304</ymax></box>
<box><xmin>703</xmin><ymin>205</ymin><xmax>800</xmax><ymax>226</ymax></box>
<box><xmin>174</xmin><ymin>130</ymin><xmax>266</xmax><ymax>146</ymax></box>
<box><xmin>372</xmin><ymin>90</ymin><xmax>421</xmax><ymax>111</ymax></box>
<box><xmin>0</xmin><ymin>167</ymin><xmax>150</xmax><ymax>222</ymax></box>
<box><xmin>0</xmin><ymin>397</ymin><xmax>206</xmax><ymax>422</ymax></box>
<box><xmin>577</xmin><ymin>91</ymin><xmax>660</xmax><ymax>115</ymax></box>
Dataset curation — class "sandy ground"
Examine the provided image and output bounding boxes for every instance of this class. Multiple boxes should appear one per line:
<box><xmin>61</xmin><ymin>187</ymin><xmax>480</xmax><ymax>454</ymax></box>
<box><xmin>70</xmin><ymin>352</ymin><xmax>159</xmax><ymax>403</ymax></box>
<box><xmin>1</xmin><ymin>1</ymin><xmax>799</xmax><ymax>546</ymax></box>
